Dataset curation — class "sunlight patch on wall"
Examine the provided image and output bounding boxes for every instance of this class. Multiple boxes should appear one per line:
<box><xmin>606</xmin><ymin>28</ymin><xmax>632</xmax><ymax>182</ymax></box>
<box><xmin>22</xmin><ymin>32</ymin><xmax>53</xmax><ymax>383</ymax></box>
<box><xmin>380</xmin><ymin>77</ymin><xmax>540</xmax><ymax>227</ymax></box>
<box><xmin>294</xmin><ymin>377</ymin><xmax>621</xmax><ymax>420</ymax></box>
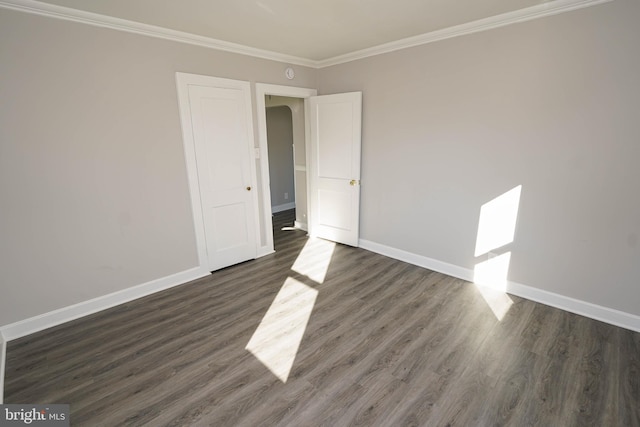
<box><xmin>246</xmin><ymin>277</ymin><xmax>318</xmax><ymax>383</ymax></box>
<box><xmin>291</xmin><ymin>237</ymin><xmax>336</xmax><ymax>283</ymax></box>
<box><xmin>473</xmin><ymin>185</ymin><xmax>522</xmax><ymax>319</ymax></box>
<box><xmin>474</xmin><ymin>185</ymin><xmax>522</xmax><ymax>257</ymax></box>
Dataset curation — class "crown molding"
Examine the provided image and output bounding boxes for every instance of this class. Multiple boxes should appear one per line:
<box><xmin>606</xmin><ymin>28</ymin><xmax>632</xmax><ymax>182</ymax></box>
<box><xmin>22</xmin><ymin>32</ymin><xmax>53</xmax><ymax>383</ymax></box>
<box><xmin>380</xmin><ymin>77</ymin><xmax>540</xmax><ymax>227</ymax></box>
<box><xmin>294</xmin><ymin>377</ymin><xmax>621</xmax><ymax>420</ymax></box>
<box><xmin>316</xmin><ymin>0</ymin><xmax>615</xmax><ymax>68</ymax></box>
<box><xmin>0</xmin><ymin>0</ymin><xmax>317</xmax><ymax>68</ymax></box>
<box><xmin>0</xmin><ymin>0</ymin><xmax>615</xmax><ymax>69</ymax></box>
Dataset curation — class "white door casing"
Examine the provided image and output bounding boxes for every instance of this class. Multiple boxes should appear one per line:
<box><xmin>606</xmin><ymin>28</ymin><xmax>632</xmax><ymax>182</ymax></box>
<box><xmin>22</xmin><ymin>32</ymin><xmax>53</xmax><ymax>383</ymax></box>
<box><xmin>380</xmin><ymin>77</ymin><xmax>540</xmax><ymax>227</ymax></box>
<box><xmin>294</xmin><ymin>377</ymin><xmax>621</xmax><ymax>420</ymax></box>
<box><xmin>309</xmin><ymin>92</ymin><xmax>362</xmax><ymax>247</ymax></box>
<box><xmin>176</xmin><ymin>73</ymin><xmax>259</xmax><ymax>271</ymax></box>
<box><xmin>255</xmin><ymin>84</ymin><xmax>317</xmax><ymax>256</ymax></box>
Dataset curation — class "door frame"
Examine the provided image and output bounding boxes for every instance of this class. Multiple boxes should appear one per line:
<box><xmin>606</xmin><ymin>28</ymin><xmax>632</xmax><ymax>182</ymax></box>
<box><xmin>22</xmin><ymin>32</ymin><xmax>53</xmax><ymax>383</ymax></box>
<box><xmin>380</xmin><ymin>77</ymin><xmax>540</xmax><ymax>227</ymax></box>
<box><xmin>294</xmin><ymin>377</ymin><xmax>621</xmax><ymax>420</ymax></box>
<box><xmin>255</xmin><ymin>83</ymin><xmax>317</xmax><ymax>255</ymax></box>
<box><xmin>176</xmin><ymin>72</ymin><xmax>260</xmax><ymax>270</ymax></box>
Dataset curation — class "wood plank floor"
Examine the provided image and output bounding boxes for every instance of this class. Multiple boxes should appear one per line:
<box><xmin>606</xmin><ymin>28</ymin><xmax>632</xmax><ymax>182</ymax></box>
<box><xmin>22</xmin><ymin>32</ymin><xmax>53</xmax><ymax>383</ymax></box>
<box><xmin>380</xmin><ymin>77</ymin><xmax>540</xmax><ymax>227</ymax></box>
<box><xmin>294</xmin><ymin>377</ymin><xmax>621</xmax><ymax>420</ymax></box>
<box><xmin>4</xmin><ymin>209</ymin><xmax>640</xmax><ymax>426</ymax></box>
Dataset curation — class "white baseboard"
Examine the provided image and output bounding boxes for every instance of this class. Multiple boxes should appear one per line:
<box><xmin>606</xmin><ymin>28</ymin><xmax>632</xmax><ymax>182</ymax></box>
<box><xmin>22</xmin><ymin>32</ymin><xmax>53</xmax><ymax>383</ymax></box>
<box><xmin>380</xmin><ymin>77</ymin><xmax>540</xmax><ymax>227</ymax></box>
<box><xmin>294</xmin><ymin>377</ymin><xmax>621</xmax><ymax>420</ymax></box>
<box><xmin>506</xmin><ymin>281</ymin><xmax>640</xmax><ymax>333</ymax></box>
<box><xmin>294</xmin><ymin>221</ymin><xmax>308</xmax><ymax>231</ymax></box>
<box><xmin>0</xmin><ymin>266</ymin><xmax>209</xmax><ymax>341</ymax></box>
<box><xmin>0</xmin><ymin>331</ymin><xmax>6</xmax><ymax>404</ymax></box>
<box><xmin>359</xmin><ymin>239</ymin><xmax>474</xmax><ymax>282</ymax></box>
<box><xmin>359</xmin><ymin>239</ymin><xmax>640</xmax><ymax>333</ymax></box>
<box><xmin>272</xmin><ymin>202</ymin><xmax>296</xmax><ymax>213</ymax></box>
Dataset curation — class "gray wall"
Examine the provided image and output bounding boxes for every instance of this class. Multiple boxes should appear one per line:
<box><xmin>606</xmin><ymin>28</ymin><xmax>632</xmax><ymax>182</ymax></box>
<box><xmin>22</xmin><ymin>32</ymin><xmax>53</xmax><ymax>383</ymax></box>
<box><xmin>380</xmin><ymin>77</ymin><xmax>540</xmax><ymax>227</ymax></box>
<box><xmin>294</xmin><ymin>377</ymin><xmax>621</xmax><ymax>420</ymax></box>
<box><xmin>318</xmin><ymin>0</ymin><xmax>640</xmax><ymax>316</ymax></box>
<box><xmin>266</xmin><ymin>106</ymin><xmax>295</xmax><ymax>210</ymax></box>
<box><xmin>2</xmin><ymin>0</ymin><xmax>639</xmax><ymax>328</ymax></box>
<box><xmin>0</xmin><ymin>9</ymin><xmax>316</xmax><ymax>326</ymax></box>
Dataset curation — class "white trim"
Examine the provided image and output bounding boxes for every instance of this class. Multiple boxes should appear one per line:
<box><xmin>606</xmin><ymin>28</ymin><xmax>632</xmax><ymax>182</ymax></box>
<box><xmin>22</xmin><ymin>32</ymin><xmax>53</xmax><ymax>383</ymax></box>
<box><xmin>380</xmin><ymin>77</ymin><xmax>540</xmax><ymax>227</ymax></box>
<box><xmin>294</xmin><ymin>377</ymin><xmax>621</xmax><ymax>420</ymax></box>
<box><xmin>272</xmin><ymin>202</ymin><xmax>296</xmax><ymax>214</ymax></box>
<box><xmin>255</xmin><ymin>83</ymin><xmax>317</xmax><ymax>256</ymax></box>
<box><xmin>294</xmin><ymin>221</ymin><xmax>308</xmax><ymax>232</ymax></box>
<box><xmin>359</xmin><ymin>239</ymin><xmax>474</xmax><ymax>282</ymax></box>
<box><xmin>294</xmin><ymin>165</ymin><xmax>307</xmax><ymax>172</ymax></box>
<box><xmin>0</xmin><ymin>0</ymin><xmax>613</xmax><ymax>69</ymax></box>
<box><xmin>506</xmin><ymin>281</ymin><xmax>640</xmax><ymax>333</ymax></box>
<box><xmin>303</xmin><ymin>98</ymin><xmax>313</xmax><ymax>237</ymax></box>
<box><xmin>0</xmin><ymin>0</ymin><xmax>316</xmax><ymax>68</ymax></box>
<box><xmin>0</xmin><ymin>331</ymin><xmax>6</xmax><ymax>404</ymax></box>
<box><xmin>0</xmin><ymin>267</ymin><xmax>208</xmax><ymax>341</ymax></box>
<box><xmin>316</xmin><ymin>0</ymin><xmax>615</xmax><ymax>67</ymax></box>
<box><xmin>359</xmin><ymin>239</ymin><xmax>640</xmax><ymax>333</ymax></box>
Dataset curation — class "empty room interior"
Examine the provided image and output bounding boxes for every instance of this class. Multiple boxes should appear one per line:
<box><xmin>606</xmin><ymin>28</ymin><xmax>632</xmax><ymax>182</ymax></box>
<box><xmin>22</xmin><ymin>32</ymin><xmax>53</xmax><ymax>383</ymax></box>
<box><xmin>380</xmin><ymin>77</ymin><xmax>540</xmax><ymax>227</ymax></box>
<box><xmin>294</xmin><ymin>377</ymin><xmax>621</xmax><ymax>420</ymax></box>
<box><xmin>0</xmin><ymin>0</ymin><xmax>639</xmax><ymax>425</ymax></box>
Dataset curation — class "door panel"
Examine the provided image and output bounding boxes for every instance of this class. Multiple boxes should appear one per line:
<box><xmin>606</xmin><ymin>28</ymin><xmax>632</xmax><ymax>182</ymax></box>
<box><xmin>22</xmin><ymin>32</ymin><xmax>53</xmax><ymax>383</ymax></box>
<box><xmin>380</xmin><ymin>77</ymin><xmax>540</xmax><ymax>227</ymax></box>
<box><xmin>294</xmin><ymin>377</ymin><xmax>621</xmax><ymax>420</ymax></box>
<box><xmin>212</xmin><ymin>203</ymin><xmax>249</xmax><ymax>250</ymax></box>
<box><xmin>309</xmin><ymin>92</ymin><xmax>362</xmax><ymax>247</ymax></box>
<box><xmin>318</xmin><ymin>187</ymin><xmax>351</xmax><ymax>229</ymax></box>
<box><xmin>317</xmin><ymin>102</ymin><xmax>353</xmax><ymax>178</ymax></box>
<box><xmin>188</xmin><ymin>84</ymin><xmax>257</xmax><ymax>270</ymax></box>
<box><xmin>200</xmin><ymin>97</ymin><xmax>245</xmax><ymax>190</ymax></box>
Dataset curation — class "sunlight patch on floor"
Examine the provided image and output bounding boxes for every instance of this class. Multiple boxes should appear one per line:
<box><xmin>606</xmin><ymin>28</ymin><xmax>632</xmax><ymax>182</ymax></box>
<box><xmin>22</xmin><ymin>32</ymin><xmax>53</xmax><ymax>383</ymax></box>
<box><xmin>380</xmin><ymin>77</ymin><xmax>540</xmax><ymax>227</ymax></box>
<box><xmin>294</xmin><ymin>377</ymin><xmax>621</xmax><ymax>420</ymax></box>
<box><xmin>247</xmin><ymin>236</ymin><xmax>334</xmax><ymax>382</ymax></box>
<box><xmin>246</xmin><ymin>277</ymin><xmax>318</xmax><ymax>383</ymax></box>
<box><xmin>474</xmin><ymin>280</ymin><xmax>514</xmax><ymax>321</ymax></box>
<box><xmin>291</xmin><ymin>237</ymin><xmax>336</xmax><ymax>283</ymax></box>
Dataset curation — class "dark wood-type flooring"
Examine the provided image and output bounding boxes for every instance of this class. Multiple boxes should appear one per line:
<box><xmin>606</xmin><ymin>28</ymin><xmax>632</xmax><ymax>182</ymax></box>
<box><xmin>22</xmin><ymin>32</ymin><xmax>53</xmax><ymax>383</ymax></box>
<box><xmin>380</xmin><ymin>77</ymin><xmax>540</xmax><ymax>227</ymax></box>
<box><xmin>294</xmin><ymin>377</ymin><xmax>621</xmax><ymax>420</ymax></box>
<box><xmin>4</xmin><ymin>210</ymin><xmax>640</xmax><ymax>426</ymax></box>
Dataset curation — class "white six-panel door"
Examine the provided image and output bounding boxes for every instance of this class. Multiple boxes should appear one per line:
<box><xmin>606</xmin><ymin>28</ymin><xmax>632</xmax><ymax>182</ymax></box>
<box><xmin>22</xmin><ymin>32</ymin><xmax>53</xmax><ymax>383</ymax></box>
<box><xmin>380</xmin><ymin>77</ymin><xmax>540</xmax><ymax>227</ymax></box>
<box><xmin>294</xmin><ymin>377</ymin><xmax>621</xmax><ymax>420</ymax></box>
<box><xmin>309</xmin><ymin>92</ymin><xmax>362</xmax><ymax>247</ymax></box>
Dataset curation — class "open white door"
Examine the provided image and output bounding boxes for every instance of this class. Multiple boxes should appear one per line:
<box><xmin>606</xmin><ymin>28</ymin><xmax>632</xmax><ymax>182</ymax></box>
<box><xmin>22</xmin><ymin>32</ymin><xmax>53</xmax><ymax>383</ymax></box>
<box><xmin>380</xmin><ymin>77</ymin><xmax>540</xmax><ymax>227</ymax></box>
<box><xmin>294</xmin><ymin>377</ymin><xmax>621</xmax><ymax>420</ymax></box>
<box><xmin>308</xmin><ymin>92</ymin><xmax>362</xmax><ymax>247</ymax></box>
<box><xmin>178</xmin><ymin>76</ymin><xmax>258</xmax><ymax>271</ymax></box>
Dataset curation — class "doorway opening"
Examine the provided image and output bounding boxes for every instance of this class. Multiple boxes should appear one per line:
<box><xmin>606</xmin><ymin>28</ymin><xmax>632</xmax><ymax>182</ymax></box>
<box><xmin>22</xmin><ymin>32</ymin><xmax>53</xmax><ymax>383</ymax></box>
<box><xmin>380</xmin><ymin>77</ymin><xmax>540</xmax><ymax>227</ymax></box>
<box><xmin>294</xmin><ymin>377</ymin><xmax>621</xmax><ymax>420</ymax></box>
<box><xmin>255</xmin><ymin>84</ymin><xmax>317</xmax><ymax>255</ymax></box>
<box><xmin>264</xmin><ymin>96</ymin><xmax>308</xmax><ymax>251</ymax></box>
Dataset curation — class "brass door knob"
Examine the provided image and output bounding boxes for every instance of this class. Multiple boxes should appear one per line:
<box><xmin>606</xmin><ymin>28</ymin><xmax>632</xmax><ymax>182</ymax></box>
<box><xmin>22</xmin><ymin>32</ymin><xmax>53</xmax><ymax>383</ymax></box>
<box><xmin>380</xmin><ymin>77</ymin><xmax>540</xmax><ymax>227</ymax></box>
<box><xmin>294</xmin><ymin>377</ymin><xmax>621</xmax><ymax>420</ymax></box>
<box><xmin>350</xmin><ymin>180</ymin><xmax>359</xmax><ymax>186</ymax></box>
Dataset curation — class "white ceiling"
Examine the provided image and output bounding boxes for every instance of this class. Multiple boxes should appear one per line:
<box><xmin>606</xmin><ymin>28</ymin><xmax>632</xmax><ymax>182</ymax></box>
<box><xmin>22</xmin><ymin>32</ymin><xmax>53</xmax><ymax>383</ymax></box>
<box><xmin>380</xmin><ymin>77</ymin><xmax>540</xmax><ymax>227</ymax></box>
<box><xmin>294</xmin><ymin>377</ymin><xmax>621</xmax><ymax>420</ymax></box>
<box><xmin>4</xmin><ymin>0</ymin><xmax>608</xmax><ymax>65</ymax></box>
